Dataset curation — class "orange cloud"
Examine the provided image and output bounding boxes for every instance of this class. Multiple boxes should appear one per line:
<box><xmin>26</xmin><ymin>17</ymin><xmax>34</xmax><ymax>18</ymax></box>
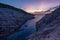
<box><xmin>25</xmin><ymin>5</ymin><xmax>35</xmax><ymax>13</ymax></box>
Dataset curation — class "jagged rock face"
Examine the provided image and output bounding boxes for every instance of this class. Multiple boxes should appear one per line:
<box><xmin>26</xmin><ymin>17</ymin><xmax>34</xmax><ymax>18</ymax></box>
<box><xmin>27</xmin><ymin>6</ymin><xmax>60</xmax><ymax>40</ymax></box>
<box><xmin>27</xmin><ymin>24</ymin><xmax>60</xmax><ymax>40</ymax></box>
<box><xmin>36</xmin><ymin>6</ymin><xmax>60</xmax><ymax>31</ymax></box>
<box><xmin>0</xmin><ymin>3</ymin><xmax>34</xmax><ymax>39</ymax></box>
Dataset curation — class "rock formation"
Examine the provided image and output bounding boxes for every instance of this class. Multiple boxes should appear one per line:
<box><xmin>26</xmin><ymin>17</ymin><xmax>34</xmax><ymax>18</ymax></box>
<box><xmin>27</xmin><ymin>5</ymin><xmax>60</xmax><ymax>40</ymax></box>
<box><xmin>0</xmin><ymin>3</ymin><xmax>34</xmax><ymax>40</ymax></box>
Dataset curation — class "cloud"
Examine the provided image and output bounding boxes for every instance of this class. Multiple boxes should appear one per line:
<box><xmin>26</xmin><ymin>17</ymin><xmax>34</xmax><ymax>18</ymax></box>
<box><xmin>24</xmin><ymin>1</ymin><xmax>60</xmax><ymax>13</ymax></box>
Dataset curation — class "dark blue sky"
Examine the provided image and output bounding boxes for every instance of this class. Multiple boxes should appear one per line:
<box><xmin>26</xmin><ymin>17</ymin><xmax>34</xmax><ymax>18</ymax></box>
<box><xmin>0</xmin><ymin>0</ymin><xmax>60</xmax><ymax>13</ymax></box>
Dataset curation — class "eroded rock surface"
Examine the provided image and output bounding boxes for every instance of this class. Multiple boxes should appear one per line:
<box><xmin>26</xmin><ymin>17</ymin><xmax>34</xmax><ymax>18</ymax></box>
<box><xmin>0</xmin><ymin>3</ymin><xmax>34</xmax><ymax>40</ymax></box>
<box><xmin>27</xmin><ymin>6</ymin><xmax>60</xmax><ymax>40</ymax></box>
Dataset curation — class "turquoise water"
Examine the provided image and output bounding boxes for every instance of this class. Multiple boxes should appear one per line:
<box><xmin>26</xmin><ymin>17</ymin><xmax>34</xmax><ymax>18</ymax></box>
<box><xmin>7</xmin><ymin>28</ymin><xmax>35</xmax><ymax>40</ymax></box>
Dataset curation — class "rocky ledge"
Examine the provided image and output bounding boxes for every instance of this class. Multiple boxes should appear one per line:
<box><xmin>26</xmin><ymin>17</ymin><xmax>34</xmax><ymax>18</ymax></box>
<box><xmin>0</xmin><ymin>3</ymin><xmax>34</xmax><ymax>40</ymax></box>
<box><xmin>27</xmin><ymin>5</ymin><xmax>60</xmax><ymax>40</ymax></box>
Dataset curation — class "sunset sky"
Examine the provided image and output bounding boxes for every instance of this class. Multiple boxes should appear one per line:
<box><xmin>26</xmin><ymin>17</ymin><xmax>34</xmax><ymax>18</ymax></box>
<box><xmin>0</xmin><ymin>0</ymin><xmax>60</xmax><ymax>13</ymax></box>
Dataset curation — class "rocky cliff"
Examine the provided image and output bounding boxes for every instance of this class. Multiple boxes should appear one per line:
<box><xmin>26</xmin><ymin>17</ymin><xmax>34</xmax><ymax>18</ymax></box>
<box><xmin>27</xmin><ymin>5</ymin><xmax>60</xmax><ymax>40</ymax></box>
<box><xmin>36</xmin><ymin>5</ymin><xmax>60</xmax><ymax>31</ymax></box>
<box><xmin>0</xmin><ymin>3</ymin><xmax>34</xmax><ymax>40</ymax></box>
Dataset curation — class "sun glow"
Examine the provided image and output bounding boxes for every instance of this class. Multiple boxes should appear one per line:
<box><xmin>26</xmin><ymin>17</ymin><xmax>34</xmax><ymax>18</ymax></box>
<box><xmin>25</xmin><ymin>5</ymin><xmax>46</xmax><ymax>13</ymax></box>
<box><xmin>25</xmin><ymin>9</ymin><xmax>43</xmax><ymax>13</ymax></box>
<box><xmin>25</xmin><ymin>2</ymin><xmax>59</xmax><ymax>13</ymax></box>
